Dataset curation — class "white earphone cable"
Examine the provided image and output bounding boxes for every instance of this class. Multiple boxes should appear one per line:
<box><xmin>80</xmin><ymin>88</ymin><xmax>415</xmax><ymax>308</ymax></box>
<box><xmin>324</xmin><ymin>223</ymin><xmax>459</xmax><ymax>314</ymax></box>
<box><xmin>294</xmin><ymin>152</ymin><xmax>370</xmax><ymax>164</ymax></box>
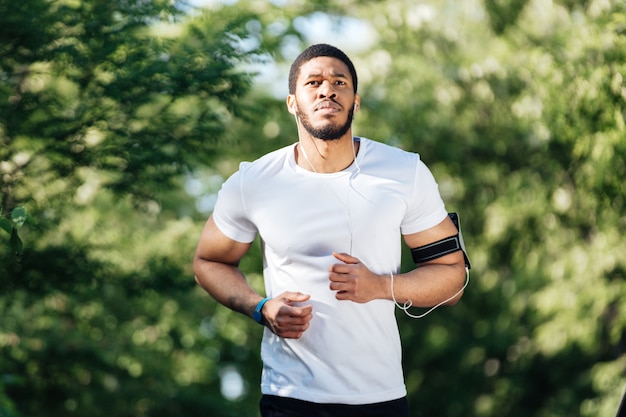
<box><xmin>390</xmin><ymin>267</ymin><xmax>470</xmax><ymax>319</ymax></box>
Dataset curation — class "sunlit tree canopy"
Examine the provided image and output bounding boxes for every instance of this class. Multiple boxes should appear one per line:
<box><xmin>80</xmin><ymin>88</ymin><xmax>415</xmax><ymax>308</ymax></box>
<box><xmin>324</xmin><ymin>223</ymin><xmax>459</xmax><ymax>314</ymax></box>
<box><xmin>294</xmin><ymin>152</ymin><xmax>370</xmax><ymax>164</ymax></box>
<box><xmin>1</xmin><ymin>0</ymin><xmax>625</xmax><ymax>416</ymax></box>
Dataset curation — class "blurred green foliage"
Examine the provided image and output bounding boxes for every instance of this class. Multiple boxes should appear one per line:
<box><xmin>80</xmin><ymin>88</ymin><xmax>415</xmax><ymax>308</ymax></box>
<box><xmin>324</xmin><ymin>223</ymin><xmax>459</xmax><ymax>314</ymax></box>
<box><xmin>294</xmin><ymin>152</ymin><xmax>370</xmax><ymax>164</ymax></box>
<box><xmin>1</xmin><ymin>0</ymin><xmax>625</xmax><ymax>416</ymax></box>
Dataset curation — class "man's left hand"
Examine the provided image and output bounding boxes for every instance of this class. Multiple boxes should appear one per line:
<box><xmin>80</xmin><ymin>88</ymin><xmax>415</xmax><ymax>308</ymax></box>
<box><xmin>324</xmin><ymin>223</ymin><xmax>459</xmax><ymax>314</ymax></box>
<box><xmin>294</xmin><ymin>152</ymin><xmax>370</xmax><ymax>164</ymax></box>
<box><xmin>328</xmin><ymin>252</ymin><xmax>388</xmax><ymax>303</ymax></box>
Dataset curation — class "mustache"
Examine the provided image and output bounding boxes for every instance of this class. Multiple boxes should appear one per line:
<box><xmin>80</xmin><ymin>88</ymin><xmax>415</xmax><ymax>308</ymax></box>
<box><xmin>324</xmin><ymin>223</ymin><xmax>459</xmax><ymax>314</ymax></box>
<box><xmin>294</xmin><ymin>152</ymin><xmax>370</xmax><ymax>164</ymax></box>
<box><xmin>314</xmin><ymin>99</ymin><xmax>341</xmax><ymax>110</ymax></box>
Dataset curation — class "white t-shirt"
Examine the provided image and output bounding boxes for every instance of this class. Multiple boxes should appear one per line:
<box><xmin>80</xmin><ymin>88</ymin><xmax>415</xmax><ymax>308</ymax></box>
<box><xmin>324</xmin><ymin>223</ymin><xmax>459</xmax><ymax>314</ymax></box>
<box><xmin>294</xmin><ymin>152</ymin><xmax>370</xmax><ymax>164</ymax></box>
<box><xmin>212</xmin><ymin>137</ymin><xmax>448</xmax><ymax>404</ymax></box>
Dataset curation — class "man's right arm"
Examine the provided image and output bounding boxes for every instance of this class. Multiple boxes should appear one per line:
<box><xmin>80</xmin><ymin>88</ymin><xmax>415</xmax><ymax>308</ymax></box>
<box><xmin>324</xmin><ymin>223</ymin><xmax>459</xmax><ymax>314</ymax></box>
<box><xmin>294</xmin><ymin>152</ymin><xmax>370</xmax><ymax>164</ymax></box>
<box><xmin>193</xmin><ymin>215</ymin><xmax>259</xmax><ymax>315</ymax></box>
<box><xmin>193</xmin><ymin>215</ymin><xmax>313</xmax><ymax>338</ymax></box>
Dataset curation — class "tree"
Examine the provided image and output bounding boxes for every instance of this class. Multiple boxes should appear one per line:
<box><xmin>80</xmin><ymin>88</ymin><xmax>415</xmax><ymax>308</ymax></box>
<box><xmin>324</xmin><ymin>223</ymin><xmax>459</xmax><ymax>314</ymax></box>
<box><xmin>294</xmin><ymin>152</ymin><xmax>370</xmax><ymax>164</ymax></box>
<box><xmin>2</xmin><ymin>0</ymin><xmax>625</xmax><ymax>416</ymax></box>
<box><xmin>0</xmin><ymin>1</ymin><xmax>264</xmax><ymax>415</ymax></box>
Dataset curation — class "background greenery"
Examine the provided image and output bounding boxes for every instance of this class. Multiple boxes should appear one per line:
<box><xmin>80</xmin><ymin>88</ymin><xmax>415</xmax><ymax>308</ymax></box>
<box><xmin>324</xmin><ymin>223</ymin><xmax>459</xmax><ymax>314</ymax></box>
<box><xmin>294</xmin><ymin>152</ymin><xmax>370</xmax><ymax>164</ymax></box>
<box><xmin>1</xmin><ymin>0</ymin><xmax>625</xmax><ymax>416</ymax></box>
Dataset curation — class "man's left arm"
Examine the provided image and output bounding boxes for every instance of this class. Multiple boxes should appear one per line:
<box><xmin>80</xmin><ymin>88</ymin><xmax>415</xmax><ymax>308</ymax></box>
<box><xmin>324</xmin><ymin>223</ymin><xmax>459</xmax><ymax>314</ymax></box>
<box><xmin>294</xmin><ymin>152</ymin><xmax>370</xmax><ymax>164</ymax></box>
<box><xmin>329</xmin><ymin>216</ymin><xmax>466</xmax><ymax>306</ymax></box>
<box><xmin>392</xmin><ymin>215</ymin><xmax>466</xmax><ymax>307</ymax></box>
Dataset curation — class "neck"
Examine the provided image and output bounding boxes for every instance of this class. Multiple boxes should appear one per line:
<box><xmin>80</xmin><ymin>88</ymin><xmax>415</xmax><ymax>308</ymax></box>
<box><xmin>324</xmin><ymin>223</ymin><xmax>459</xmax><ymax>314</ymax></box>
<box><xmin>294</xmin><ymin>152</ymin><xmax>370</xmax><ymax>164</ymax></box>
<box><xmin>297</xmin><ymin>133</ymin><xmax>359</xmax><ymax>173</ymax></box>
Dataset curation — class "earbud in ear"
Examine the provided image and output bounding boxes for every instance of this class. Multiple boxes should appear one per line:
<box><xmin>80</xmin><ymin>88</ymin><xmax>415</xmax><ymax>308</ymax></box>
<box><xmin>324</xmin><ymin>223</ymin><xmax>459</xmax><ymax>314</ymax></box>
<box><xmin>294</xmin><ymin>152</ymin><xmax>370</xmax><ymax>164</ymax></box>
<box><xmin>354</xmin><ymin>103</ymin><xmax>359</xmax><ymax>111</ymax></box>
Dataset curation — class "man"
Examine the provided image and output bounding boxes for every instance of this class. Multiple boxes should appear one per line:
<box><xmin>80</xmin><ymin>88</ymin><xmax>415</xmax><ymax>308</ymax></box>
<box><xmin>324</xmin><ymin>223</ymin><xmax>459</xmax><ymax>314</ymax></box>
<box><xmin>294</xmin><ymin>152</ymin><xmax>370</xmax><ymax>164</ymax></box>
<box><xmin>193</xmin><ymin>43</ymin><xmax>467</xmax><ymax>417</ymax></box>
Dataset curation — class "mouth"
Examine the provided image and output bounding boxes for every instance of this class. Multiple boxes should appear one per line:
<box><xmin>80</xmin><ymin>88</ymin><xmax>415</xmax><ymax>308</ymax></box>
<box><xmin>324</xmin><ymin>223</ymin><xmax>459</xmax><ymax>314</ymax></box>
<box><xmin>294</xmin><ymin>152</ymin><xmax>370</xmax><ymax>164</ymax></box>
<box><xmin>314</xmin><ymin>101</ymin><xmax>341</xmax><ymax>113</ymax></box>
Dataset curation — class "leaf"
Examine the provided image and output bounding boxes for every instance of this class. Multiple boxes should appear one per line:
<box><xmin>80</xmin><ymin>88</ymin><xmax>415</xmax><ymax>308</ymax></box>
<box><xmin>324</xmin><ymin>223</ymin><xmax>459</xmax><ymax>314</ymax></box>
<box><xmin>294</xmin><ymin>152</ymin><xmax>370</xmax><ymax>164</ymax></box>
<box><xmin>10</xmin><ymin>227</ymin><xmax>24</xmax><ymax>256</ymax></box>
<box><xmin>0</xmin><ymin>217</ymin><xmax>12</xmax><ymax>234</ymax></box>
<box><xmin>10</xmin><ymin>206</ymin><xmax>27</xmax><ymax>228</ymax></box>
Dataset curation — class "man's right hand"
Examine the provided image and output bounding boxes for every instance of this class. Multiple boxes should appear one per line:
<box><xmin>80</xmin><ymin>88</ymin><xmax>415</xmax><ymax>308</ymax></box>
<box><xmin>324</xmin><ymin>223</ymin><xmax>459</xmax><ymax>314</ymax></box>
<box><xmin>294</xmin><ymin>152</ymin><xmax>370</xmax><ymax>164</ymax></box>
<box><xmin>261</xmin><ymin>292</ymin><xmax>313</xmax><ymax>339</ymax></box>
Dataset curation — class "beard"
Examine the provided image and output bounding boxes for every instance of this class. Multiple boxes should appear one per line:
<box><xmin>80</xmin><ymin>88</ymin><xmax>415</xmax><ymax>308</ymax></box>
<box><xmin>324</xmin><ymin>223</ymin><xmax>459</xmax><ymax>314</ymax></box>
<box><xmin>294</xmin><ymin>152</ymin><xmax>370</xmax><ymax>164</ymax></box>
<box><xmin>297</xmin><ymin>105</ymin><xmax>354</xmax><ymax>140</ymax></box>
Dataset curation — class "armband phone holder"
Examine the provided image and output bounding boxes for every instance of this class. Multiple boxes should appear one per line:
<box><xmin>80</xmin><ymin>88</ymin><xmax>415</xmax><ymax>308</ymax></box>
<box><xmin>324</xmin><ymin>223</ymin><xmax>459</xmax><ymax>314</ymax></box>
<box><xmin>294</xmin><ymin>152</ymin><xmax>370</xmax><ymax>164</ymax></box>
<box><xmin>411</xmin><ymin>212</ymin><xmax>471</xmax><ymax>269</ymax></box>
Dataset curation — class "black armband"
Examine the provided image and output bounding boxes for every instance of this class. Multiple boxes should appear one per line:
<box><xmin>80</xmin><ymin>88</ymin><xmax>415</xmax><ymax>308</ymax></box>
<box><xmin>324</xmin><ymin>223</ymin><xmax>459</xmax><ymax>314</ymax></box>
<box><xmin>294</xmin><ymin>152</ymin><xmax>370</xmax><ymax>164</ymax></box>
<box><xmin>411</xmin><ymin>212</ymin><xmax>471</xmax><ymax>269</ymax></box>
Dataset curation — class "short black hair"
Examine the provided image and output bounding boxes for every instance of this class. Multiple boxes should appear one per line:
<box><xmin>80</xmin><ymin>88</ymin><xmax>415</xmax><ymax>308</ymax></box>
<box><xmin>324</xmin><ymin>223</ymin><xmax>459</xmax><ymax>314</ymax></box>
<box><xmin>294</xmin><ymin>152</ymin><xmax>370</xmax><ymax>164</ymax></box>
<box><xmin>288</xmin><ymin>44</ymin><xmax>358</xmax><ymax>94</ymax></box>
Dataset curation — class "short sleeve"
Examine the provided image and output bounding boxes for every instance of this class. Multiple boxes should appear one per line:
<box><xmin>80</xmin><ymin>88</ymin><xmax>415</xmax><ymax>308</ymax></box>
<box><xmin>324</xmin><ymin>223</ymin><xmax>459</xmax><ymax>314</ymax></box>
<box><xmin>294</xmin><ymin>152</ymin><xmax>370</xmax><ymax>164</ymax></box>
<box><xmin>212</xmin><ymin>163</ymin><xmax>258</xmax><ymax>243</ymax></box>
<box><xmin>400</xmin><ymin>158</ymin><xmax>448</xmax><ymax>235</ymax></box>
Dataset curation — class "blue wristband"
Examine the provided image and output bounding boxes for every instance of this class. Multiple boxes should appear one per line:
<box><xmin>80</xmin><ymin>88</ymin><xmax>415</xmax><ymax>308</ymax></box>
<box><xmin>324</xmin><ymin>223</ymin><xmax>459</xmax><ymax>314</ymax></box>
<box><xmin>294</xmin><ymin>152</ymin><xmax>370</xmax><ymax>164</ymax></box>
<box><xmin>253</xmin><ymin>297</ymin><xmax>271</xmax><ymax>324</ymax></box>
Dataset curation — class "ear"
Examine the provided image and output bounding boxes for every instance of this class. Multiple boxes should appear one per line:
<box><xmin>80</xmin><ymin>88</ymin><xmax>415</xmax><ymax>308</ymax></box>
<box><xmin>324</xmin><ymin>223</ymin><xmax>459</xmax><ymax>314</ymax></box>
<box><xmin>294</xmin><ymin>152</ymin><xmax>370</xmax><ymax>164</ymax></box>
<box><xmin>353</xmin><ymin>94</ymin><xmax>361</xmax><ymax>112</ymax></box>
<box><xmin>286</xmin><ymin>95</ymin><xmax>297</xmax><ymax>115</ymax></box>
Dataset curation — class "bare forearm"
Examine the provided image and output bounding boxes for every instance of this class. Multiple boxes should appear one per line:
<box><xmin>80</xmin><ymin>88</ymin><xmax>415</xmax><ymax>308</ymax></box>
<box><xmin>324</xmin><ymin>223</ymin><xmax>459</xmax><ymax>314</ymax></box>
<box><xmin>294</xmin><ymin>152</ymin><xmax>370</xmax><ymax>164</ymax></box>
<box><xmin>194</xmin><ymin>259</ymin><xmax>262</xmax><ymax>318</ymax></box>
<box><xmin>387</xmin><ymin>263</ymin><xmax>467</xmax><ymax>307</ymax></box>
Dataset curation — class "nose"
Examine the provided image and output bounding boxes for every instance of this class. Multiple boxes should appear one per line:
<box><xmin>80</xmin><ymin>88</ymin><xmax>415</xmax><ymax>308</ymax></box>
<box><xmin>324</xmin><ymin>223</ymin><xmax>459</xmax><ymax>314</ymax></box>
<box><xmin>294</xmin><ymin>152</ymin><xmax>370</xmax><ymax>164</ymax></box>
<box><xmin>318</xmin><ymin>80</ymin><xmax>336</xmax><ymax>99</ymax></box>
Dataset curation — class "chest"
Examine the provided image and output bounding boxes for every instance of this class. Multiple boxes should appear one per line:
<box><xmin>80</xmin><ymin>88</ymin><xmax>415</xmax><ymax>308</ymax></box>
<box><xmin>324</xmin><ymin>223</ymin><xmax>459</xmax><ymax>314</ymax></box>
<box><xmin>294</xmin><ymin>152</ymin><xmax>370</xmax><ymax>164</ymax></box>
<box><xmin>245</xmin><ymin>172</ymin><xmax>408</xmax><ymax>257</ymax></box>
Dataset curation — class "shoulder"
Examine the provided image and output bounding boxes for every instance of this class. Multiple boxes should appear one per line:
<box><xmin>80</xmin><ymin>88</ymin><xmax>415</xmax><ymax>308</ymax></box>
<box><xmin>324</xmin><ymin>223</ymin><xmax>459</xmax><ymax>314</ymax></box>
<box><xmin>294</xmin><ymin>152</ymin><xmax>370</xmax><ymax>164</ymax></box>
<box><xmin>361</xmin><ymin>136</ymin><xmax>420</xmax><ymax>158</ymax></box>
<box><xmin>237</xmin><ymin>143</ymin><xmax>296</xmax><ymax>179</ymax></box>
<box><xmin>218</xmin><ymin>143</ymin><xmax>296</xmax><ymax>200</ymax></box>
<box><xmin>358</xmin><ymin>137</ymin><xmax>424</xmax><ymax>173</ymax></box>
